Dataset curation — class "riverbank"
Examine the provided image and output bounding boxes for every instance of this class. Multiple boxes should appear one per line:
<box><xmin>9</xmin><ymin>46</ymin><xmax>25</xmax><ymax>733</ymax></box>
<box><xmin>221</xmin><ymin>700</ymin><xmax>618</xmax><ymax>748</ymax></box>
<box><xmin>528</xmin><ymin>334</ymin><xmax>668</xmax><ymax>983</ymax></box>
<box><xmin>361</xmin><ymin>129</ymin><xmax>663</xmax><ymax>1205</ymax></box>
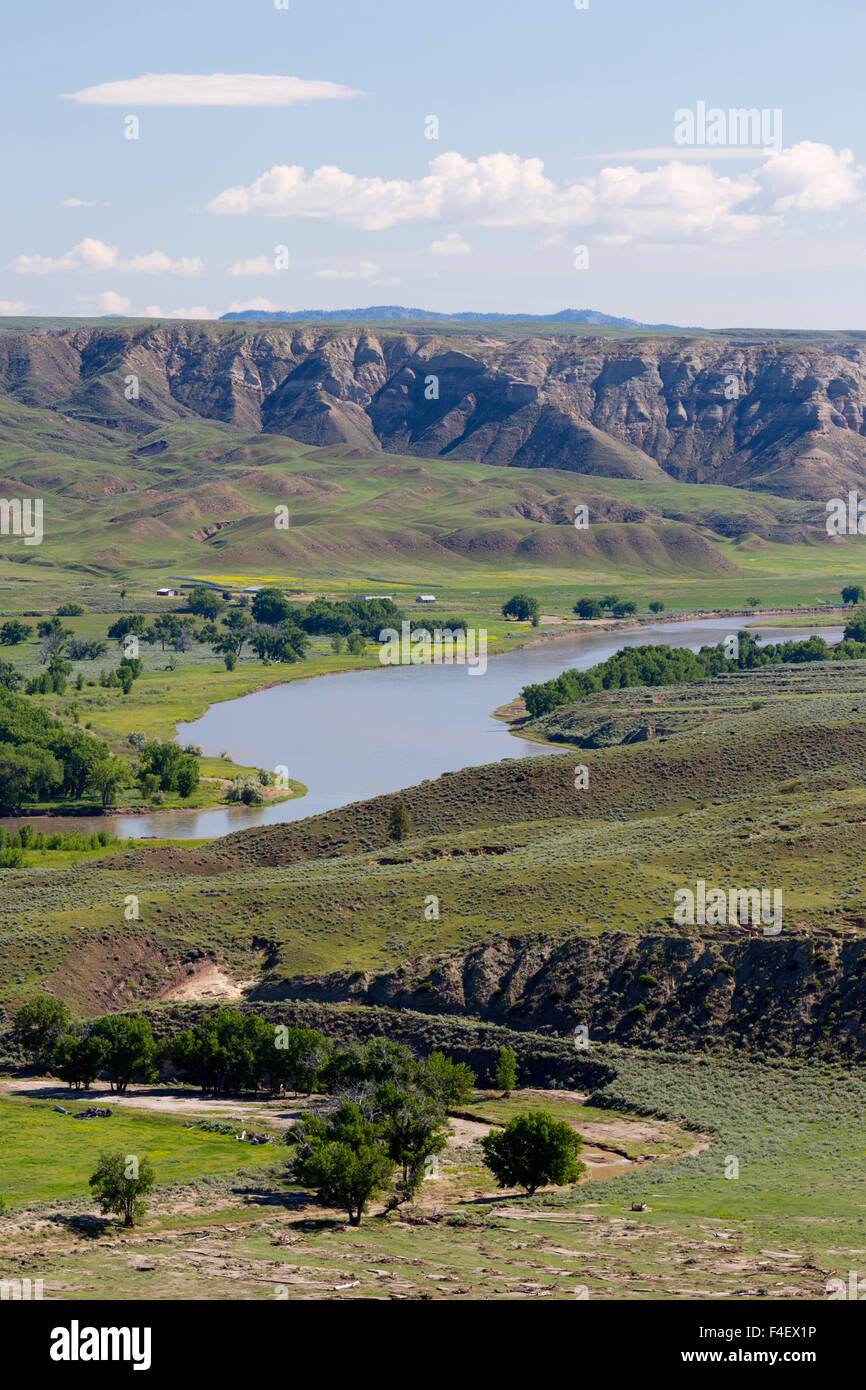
<box><xmin>0</xmin><ymin>773</ymin><xmax>308</xmax><ymax>823</ymax></box>
<box><xmin>518</xmin><ymin>603</ymin><xmax>844</xmax><ymax>649</ymax></box>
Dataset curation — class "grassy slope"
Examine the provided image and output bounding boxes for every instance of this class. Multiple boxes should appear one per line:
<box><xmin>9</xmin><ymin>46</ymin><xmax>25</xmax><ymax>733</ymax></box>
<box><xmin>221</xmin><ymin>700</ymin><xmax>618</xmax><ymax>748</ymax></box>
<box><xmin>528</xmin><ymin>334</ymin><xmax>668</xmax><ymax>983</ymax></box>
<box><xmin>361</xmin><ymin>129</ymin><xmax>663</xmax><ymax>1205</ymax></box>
<box><xmin>0</xmin><ymin>413</ymin><xmax>863</xmax><ymax>817</ymax></box>
<box><xmin>1</xmin><ymin>399</ymin><xmax>865</xmax><ymax>611</ymax></box>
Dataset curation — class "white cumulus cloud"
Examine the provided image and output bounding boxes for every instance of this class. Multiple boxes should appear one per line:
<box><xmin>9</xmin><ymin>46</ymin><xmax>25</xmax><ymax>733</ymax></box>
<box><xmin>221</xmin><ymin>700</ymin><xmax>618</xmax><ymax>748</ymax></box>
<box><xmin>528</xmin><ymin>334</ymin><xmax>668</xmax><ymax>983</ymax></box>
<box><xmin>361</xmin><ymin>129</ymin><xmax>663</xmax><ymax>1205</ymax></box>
<box><xmin>15</xmin><ymin>239</ymin><xmax>202</xmax><ymax>275</ymax></box>
<box><xmin>0</xmin><ymin>301</ymin><xmax>28</xmax><ymax>315</ymax></box>
<box><xmin>229</xmin><ymin>255</ymin><xmax>280</xmax><ymax>277</ymax></box>
<box><xmin>63</xmin><ymin>73</ymin><xmax>362</xmax><ymax>107</ymax></box>
<box><xmin>429</xmin><ymin>231</ymin><xmax>472</xmax><ymax>256</ymax></box>
<box><xmin>754</xmin><ymin>142</ymin><xmax>861</xmax><ymax>213</ymax></box>
<box><xmin>206</xmin><ymin>144</ymin><xmax>863</xmax><ymax>244</ymax></box>
<box><xmin>142</xmin><ymin>304</ymin><xmax>217</xmax><ymax>319</ymax></box>
<box><xmin>225</xmin><ymin>298</ymin><xmax>279</xmax><ymax>313</ymax></box>
<box><xmin>17</xmin><ymin>238</ymin><xmax>117</xmax><ymax>273</ymax></box>
<box><xmin>87</xmin><ymin>291</ymin><xmax>132</xmax><ymax>314</ymax></box>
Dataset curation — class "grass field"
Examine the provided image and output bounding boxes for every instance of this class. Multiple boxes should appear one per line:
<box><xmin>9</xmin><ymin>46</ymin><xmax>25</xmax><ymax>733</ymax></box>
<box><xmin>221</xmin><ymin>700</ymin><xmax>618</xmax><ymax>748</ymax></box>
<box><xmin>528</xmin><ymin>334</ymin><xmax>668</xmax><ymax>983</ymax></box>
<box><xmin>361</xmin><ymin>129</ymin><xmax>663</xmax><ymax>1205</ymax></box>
<box><xmin>0</xmin><ymin>1096</ymin><xmax>281</xmax><ymax>1207</ymax></box>
<box><xmin>1</xmin><ymin>400</ymin><xmax>865</xmax><ymax>610</ymax></box>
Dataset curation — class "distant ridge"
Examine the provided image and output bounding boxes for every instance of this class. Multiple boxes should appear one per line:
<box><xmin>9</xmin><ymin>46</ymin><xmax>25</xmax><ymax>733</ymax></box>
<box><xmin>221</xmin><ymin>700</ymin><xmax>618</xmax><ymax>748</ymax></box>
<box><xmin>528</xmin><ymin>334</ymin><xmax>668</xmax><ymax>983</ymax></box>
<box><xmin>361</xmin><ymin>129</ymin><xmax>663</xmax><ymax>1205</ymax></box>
<box><xmin>219</xmin><ymin>304</ymin><xmax>683</xmax><ymax>329</ymax></box>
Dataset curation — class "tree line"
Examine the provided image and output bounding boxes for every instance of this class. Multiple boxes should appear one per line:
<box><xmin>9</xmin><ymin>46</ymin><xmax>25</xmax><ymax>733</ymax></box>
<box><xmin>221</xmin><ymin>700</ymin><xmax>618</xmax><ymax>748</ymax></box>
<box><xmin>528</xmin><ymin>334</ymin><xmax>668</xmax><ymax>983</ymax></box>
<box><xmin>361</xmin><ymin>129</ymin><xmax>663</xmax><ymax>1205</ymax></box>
<box><xmin>521</xmin><ymin>630</ymin><xmax>851</xmax><ymax>717</ymax></box>
<box><xmin>0</xmin><ymin>682</ymin><xmax>200</xmax><ymax>812</ymax></box>
<box><xmin>11</xmin><ymin>1000</ymin><xmax>585</xmax><ymax>1226</ymax></box>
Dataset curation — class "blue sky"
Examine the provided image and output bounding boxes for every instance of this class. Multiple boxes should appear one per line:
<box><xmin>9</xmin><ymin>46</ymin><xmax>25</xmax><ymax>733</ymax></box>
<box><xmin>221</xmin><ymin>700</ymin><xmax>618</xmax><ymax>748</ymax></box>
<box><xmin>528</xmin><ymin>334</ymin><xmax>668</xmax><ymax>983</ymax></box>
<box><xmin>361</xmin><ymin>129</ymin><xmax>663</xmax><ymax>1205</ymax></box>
<box><xmin>2</xmin><ymin>0</ymin><xmax>864</xmax><ymax>327</ymax></box>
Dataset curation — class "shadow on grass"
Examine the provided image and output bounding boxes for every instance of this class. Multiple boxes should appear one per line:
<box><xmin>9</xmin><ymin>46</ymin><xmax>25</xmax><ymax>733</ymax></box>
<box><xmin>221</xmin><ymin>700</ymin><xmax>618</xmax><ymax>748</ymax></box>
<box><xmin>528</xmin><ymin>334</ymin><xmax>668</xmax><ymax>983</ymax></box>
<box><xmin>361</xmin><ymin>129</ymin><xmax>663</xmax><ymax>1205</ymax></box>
<box><xmin>291</xmin><ymin>1216</ymin><xmax>356</xmax><ymax>1234</ymax></box>
<box><xmin>46</xmin><ymin>1211</ymin><xmax>115</xmax><ymax>1239</ymax></box>
<box><xmin>232</xmin><ymin>1183</ymin><xmax>309</xmax><ymax>1211</ymax></box>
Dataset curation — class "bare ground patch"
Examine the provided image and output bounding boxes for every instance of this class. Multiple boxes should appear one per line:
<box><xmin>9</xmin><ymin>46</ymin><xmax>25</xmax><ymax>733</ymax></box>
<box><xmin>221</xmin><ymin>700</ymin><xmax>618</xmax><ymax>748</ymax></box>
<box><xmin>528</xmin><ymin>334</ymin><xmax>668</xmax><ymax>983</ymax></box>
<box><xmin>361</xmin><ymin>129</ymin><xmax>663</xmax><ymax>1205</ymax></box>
<box><xmin>41</xmin><ymin>940</ymin><xmax>254</xmax><ymax>1013</ymax></box>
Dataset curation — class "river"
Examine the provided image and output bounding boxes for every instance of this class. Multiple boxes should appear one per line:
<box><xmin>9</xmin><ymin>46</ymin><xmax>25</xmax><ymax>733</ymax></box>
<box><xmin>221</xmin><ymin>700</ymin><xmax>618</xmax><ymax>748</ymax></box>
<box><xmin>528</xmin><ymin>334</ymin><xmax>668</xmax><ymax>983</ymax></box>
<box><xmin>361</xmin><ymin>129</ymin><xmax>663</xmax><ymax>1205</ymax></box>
<box><xmin>16</xmin><ymin>617</ymin><xmax>842</xmax><ymax>840</ymax></box>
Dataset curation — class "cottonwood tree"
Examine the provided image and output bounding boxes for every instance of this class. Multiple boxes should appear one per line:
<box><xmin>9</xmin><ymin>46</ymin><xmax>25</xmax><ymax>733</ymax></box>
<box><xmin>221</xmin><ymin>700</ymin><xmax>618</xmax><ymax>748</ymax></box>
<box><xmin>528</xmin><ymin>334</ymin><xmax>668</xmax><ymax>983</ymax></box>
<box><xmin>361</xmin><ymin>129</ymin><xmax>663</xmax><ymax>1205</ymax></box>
<box><xmin>481</xmin><ymin>1110</ymin><xmax>584</xmax><ymax>1195</ymax></box>
<box><xmin>573</xmin><ymin>598</ymin><xmax>603</xmax><ymax>619</ymax></box>
<box><xmin>90</xmin><ymin>756</ymin><xmax>129</xmax><ymax>808</ymax></box>
<box><xmin>416</xmin><ymin>1051</ymin><xmax>475</xmax><ymax>1107</ymax></box>
<box><xmin>217</xmin><ymin>610</ymin><xmax>256</xmax><ymax>659</ymax></box>
<box><xmin>53</xmin><ymin>1031</ymin><xmax>105</xmax><ymax>1090</ymax></box>
<box><xmin>0</xmin><ymin>660</ymin><xmax>21</xmax><ymax>690</ymax></box>
<box><xmin>502</xmin><ymin>594</ymin><xmax>540</xmax><ymax>626</ymax></box>
<box><xmin>287</xmin><ymin>1101</ymin><xmax>393</xmax><ymax>1226</ymax></box>
<box><xmin>89</xmin><ymin>1151</ymin><xmax>156</xmax><ymax>1228</ymax></box>
<box><xmin>375</xmin><ymin>1082</ymin><xmax>449</xmax><ymax>1200</ymax></box>
<box><xmin>151</xmin><ymin>613</ymin><xmax>183</xmax><ymax>651</ymax></box>
<box><xmin>251</xmin><ymin>589</ymin><xmax>291</xmax><ymax>625</ymax></box>
<box><xmin>186</xmin><ymin>586</ymin><xmax>224</xmax><ymax>621</ymax></box>
<box><xmin>250</xmin><ymin>620</ymin><xmax>308</xmax><ymax>663</ymax></box>
<box><xmin>107</xmin><ymin>614</ymin><xmax>148</xmax><ymax>645</ymax></box>
<box><xmin>91</xmin><ymin>1016</ymin><xmax>158</xmax><ymax>1093</ymax></box>
<box><xmin>495</xmin><ymin>1046</ymin><xmax>517</xmax><ymax>1096</ymax></box>
<box><xmin>0</xmin><ymin>619</ymin><xmax>32</xmax><ymax>645</ymax></box>
<box><xmin>12</xmin><ymin>995</ymin><xmax>71</xmax><ymax>1066</ymax></box>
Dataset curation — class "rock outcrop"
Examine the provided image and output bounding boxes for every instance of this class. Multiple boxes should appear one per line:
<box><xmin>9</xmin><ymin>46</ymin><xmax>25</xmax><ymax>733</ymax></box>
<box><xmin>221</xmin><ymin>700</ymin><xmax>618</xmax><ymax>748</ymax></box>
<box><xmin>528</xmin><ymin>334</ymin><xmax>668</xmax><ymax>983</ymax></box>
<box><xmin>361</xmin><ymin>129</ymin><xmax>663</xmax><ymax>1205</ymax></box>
<box><xmin>256</xmin><ymin>931</ymin><xmax>866</xmax><ymax>1056</ymax></box>
<box><xmin>2</xmin><ymin>324</ymin><xmax>866</xmax><ymax>498</ymax></box>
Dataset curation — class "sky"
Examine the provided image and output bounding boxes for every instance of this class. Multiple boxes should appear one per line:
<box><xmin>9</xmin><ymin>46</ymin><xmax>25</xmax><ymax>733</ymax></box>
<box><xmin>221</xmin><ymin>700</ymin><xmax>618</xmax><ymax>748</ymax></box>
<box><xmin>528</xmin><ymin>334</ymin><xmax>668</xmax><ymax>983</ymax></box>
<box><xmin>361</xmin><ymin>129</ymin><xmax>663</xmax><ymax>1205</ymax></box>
<box><xmin>1</xmin><ymin>0</ymin><xmax>864</xmax><ymax>329</ymax></box>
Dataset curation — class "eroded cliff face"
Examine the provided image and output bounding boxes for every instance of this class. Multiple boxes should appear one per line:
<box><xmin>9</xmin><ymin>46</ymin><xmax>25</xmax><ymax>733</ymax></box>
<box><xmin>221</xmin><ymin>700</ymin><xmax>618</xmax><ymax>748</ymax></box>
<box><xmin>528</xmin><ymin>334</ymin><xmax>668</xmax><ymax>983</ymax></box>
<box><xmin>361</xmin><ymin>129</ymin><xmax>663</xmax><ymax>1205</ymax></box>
<box><xmin>3</xmin><ymin>324</ymin><xmax>866</xmax><ymax>498</ymax></box>
<box><xmin>258</xmin><ymin>931</ymin><xmax>866</xmax><ymax>1056</ymax></box>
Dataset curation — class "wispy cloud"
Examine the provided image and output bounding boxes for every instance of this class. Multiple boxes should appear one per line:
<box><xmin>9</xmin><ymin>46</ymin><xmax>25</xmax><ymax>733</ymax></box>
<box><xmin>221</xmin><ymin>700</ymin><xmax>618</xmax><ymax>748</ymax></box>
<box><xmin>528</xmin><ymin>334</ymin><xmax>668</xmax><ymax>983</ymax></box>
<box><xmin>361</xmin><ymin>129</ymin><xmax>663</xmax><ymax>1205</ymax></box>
<box><xmin>314</xmin><ymin>260</ymin><xmax>398</xmax><ymax>287</ymax></box>
<box><xmin>225</xmin><ymin>298</ymin><xmax>278</xmax><ymax>313</ymax></box>
<box><xmin>61</xmin><ymin>197</ymin><xmax>111</xmax><ymax>208</ymax></box>
<box><xmin>577</xmin><ymin>147</ymin><xmax>775</xmax><ymax>161</ymax></box>
<box><xmin>63</xmin><ymin>73</ymin><xmax>363</xmax><ymax>107</ymax></box>
<box><xmin>15</xmin><ymin>239</ymin><xmax>202</xmax><ymax>275</ymax></box>
<box><xmin>314</xmin><ymin>260</ymin><xmax>381</xmax><ymax>281</ymax></box>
